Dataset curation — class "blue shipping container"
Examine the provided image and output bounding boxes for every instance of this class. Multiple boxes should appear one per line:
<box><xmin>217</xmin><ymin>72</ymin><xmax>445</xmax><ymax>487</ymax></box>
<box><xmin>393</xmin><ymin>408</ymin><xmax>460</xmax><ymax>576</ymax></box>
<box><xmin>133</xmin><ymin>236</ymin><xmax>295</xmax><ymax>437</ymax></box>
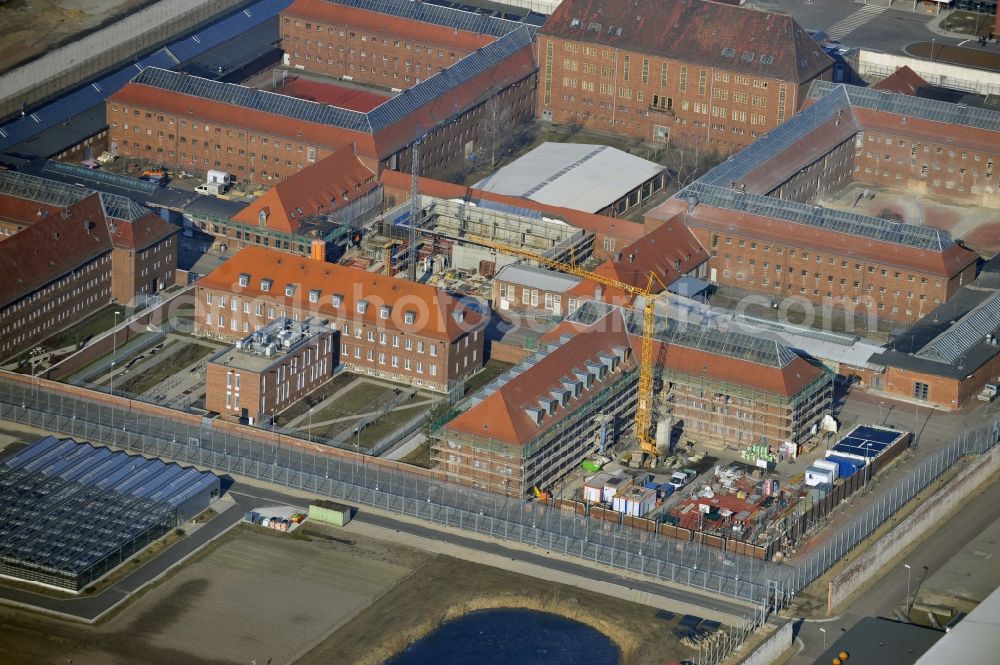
<box><xmin>825</xmin><ymin>454</ymin><xmax>865</xmax><ymax>478</ymax></box>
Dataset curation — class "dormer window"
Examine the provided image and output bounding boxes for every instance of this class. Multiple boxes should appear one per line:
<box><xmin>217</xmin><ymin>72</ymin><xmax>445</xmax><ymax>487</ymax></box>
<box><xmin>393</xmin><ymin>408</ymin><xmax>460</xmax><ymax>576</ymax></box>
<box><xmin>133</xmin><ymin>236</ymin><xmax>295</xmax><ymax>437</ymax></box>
<box><xmin>238</xmin><ymin>273</ymin><xmax>250</xmax><ymax>287</ymax></box>
<box><xmin>284</xmin><ymin>284</ymin><xmax>296</xmax><ymax>297</ymax></box>
<box><xmin>403</xmin><ymin>310</ymin><xmax>416</xmax><ymax>325</ymax></box>
<box><xmin>331</xmin><ymin>294</ymin><xmax>343</xmax><ymax>308</ymax></box>
<box><xmin>260</xmin><ymin>279</ymin><xmax>273</xmax><ymax>292</ymax></box>
<box><xmin>379</xmin><ymin>305</ymin><xmax>391</xmax><ymax>320</ymax></box>
<box><xmin>357</xmin><ymin>300</ymin><xmax>368</xmax><ymax>314</ymax></box>
<box><xmin>308</xmin><ymin>289</ymin><xmax>320</xmax><ymax>303</ymax></box>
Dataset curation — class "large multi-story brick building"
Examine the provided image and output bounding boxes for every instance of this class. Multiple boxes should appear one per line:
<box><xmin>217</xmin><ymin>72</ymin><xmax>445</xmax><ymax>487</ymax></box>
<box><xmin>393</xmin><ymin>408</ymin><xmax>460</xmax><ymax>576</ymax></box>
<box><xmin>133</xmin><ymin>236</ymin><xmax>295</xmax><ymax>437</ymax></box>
<box><xmin>280</xmin><ymin>0</ymin><xmax>523</xmax><ymax>88</ymax></box>
<box><xmin>648</xmin><ymin>81</ymin><xmax>989</xmax><ymax>324</ymax></box>
<box><xmin>106</xmin><ymin>3</ymin><xmax>537</xmax><ymax>183</ymax></box>
<box><xmin>536</xmin><ymin>0</ymin><xmax>834</xmax><ymax>154</ymax></box>
<box><xmin>205</xmin><ymin>318</ymin><xmax>336</xmax><ymax>424</ymax></box>
<box><xmin>193</xmin><ymin>246</ymin><xmax>486</xmax><ymax>392</ymax></box>
<box><xmin>0</xmin><ymin>172</ymin><xmax>177</xmax><ymax>361</ymax></box>
<box><xmin>434</xmin><ymin>304</ymin><xmax>832</xmax><ymax>496</ymax></box>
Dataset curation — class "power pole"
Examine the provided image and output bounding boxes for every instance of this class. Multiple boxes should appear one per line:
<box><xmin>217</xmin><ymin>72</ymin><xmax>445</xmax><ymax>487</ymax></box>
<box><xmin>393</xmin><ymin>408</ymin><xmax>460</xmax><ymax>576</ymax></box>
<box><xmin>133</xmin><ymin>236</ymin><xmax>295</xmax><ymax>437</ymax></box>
<box><xmin>408</xmin><ymin>136</ymin><xmax>422</xmax><ymax>282</ymax></box>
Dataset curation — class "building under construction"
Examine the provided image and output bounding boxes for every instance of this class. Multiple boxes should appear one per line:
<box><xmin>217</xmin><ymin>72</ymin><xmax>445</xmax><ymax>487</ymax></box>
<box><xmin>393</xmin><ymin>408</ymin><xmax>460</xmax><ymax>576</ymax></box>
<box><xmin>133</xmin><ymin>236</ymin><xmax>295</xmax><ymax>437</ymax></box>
<box><xmin>354</xmin><ymin>194</ymin><xmax>594</xmax><ymax>297</ymax></box>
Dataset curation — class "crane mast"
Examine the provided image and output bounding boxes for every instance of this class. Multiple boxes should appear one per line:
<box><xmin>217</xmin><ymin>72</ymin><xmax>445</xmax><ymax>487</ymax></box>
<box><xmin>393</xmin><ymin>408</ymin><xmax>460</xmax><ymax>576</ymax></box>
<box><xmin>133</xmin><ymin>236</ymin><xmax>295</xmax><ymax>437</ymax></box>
<box><xmin>458</xmin><ymin>234</ymin><xmax>666</xmax><ymax>457</ymax></box>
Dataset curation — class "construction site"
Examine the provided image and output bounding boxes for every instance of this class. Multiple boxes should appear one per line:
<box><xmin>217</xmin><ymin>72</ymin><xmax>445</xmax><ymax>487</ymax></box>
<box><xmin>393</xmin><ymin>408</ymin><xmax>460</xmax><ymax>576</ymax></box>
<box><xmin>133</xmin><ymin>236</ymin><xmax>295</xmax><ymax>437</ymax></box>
<box><xmin>347</xmin><ymin>194</ymin><xmax>594</xmax><ymax>298</ymax></box>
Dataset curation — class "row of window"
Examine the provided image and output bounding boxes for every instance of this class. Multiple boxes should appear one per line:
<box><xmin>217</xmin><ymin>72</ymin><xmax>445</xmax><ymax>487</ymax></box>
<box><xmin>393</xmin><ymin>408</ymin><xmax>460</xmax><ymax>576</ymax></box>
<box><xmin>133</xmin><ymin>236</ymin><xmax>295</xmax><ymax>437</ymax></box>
<box><xmin>340</xmin><ymin>344</ymin><xmax>440</xmax><ymax>375</ymax></box>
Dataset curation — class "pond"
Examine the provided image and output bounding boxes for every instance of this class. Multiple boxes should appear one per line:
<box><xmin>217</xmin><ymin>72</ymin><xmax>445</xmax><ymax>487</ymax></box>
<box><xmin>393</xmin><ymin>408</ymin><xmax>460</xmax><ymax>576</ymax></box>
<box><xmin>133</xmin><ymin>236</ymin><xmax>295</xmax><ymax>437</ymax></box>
<box><xmin>385</xmin><ymin>608</ymin><xmax>620</xmax><ymax>665</ymax></box>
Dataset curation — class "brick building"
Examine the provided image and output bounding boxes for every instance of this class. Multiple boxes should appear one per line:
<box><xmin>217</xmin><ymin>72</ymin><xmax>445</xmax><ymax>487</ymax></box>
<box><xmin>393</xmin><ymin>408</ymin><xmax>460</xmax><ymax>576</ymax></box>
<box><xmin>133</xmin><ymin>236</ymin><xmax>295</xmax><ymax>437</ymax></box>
<box><xmin>379</xmin><ymin>171</ymin><xmax>647</xmax><ymax>263</ymax></box>
<box><xmin>536</xmin><ymin>0</ymin><xmax>833</xmax><ymax>154</ymax></box>
<box><xmin>0</xmin><ymin>172</ymin><xmax>177</xmax><ymax>362</ymax></box>
<box><xmin>107</xmin><ymin>19</ymin><xmax>537</xmax><ymax>183</ymax></box>
<box><xmin>193</xmin><ymin>246</ymin><xmax>485</xmax><ymax>392</ymax></box>
<box><xmin>435</xmin><ymin>304</ymin><xmax>833</xmax><ymax>496</ymax></box>
<box><xmin>492</xmin><ymin>264</ymin><xmax>582</xmax><ymax>316</ymax></box>
<box><xmin>869</xmin><ymin>287</ymin><xmax>1000</xmax><ymax>411</ymax></box>
<box><xmin>649</xmin><ymin>81</ymin><xmax>987</xmax><ymax>324</ymax></box>
<box><xmin>280</xmin><ymin>0</ymin><xmax>523</xmax><ymax>88</ymax></box>
<box><xmin>205</xmin><ymin>318</ymin><xmax>336</xmax><ymax>424</ymax></box>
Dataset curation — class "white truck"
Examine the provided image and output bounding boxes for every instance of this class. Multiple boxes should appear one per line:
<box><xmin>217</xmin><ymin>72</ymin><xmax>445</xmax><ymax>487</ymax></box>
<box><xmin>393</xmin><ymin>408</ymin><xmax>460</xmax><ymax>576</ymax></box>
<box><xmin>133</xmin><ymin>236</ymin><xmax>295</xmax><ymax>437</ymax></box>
<box><xmin>667</xmin><ymin>468</ymin><xmax>697</xmax><ymax>490</ymax></box>
<box><xmin>195</xmin><ymin>182</ymin><xmax>225</xmax><ymax>196</ymax></box>
<box><xmin>206</xmin><ymin>169</ymin><xmax>232</xmax><ymax>186</ymax></box>
<box><xmin>978</xmin><ymin>383</ymin><xmax>999</xmax><ymax>403</ymax></box>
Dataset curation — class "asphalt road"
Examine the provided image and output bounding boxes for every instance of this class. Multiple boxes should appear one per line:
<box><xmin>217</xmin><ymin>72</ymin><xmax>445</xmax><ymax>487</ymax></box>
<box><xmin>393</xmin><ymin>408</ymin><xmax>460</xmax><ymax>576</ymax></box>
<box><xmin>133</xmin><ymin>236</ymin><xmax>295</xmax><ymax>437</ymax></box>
<box><xmin>0</xmin><ymin>496</ymin><xmax>247</xmax><ymax>622</ymax></box>
<box><xmin>787</xmin><ymin>471</ymin><xmax>1000</xmax><ymax>663</ymax></box>
<box><xmin>229</xmin><ymin>483</ymin><xmax>758</xmax><ymax>620</ymax></box>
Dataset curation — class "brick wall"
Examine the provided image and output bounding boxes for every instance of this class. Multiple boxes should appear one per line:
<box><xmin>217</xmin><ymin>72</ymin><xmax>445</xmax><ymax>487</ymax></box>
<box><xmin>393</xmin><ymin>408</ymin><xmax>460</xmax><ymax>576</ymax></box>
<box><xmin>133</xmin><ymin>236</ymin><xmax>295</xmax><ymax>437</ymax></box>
<box><xmin>537</xmin><ymin>35</ymin><xmax>829</xmax><ymax>154</ymax></box>
<box><xmin>692</xmin><ymin>226</ymin><xmax>958</xmax><ymax>322</ymax></box>
<box><xmin>882</xmin><ymin>352</ymin><xmax>1000</xmax><ymax>411</ymax></box>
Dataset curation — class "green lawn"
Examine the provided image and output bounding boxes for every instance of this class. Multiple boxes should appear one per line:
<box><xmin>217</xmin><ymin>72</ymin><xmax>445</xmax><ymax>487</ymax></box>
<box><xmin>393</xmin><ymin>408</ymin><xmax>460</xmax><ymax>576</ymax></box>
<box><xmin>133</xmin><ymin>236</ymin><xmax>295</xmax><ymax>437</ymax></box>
<box><xmin>307</xmin><ymin>382</ymin><xmax>396</xmax><ymax>440</ymax></box>
<box><xmin>356</xmin><ymin>395</ymin><xmax>435</xmax><ymax>448</ymax></box>
<box><xmin>399</xmin><ymin>439</ymin><xmax>432</xmax><ymax>468</ymax></box>
<box><xmin>117</xmin><ymin>342</ymin><xmax>214</xmax><ymax>395</ymax></box>
<box><xmin>463</xmin><ymin>359</ymin><xmax>513</xmax><ymax>396</ymax></box>
<box><xmin>41</xmin><ymin>305</ymin><xmax>128</xmax><ymax>351</ymax></box>
<box><xmin>275</xmin><ymin>372</ymin><xmax>358</xmax><ymax>426</ymax></box>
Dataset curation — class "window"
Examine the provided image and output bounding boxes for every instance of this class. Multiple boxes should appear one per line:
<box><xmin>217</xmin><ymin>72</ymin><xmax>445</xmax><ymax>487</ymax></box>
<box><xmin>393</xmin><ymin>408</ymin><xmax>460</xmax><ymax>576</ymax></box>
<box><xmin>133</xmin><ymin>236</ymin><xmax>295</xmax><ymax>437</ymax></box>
<box><xmin>238</xmin><ymin>273</ymin><xmax>249</xmax><ymax>287</ymax></box>
<box><xmin>357</xmin><ymin>300</ymin><xmax>368</xmax><ymax>314</ymax></box>
<box><xmin>285</xmin><ymin>284</ymin><xmax>296</xmax><ymax>297</ymax></box>
<box><xmin>331</xmin><ymin>294</ymin><xmax>343</xmax><ymax>307</ymax></box>
<box><xmin>261</xmin><ymin>279</ymin><xmax>272</xmax><ymax>292</ymax></box>
<box><xmin>913</xmin><ymin>381</ymin><xmax>929</xmax><ymax>401</ymax></box>
<box><xmin>308</xmin><ymin>289</ymin><xmax>320</xmax><ymax>303</ymax></box>
<box><xmin>404</xmin><ymin>310</ymin><xmax>416</xmax><ymax>324</ymax></box>
<box><xmin>379</xmin><ymin>305</ymin><xmax>391</xmax><ymax>320</ymax></box>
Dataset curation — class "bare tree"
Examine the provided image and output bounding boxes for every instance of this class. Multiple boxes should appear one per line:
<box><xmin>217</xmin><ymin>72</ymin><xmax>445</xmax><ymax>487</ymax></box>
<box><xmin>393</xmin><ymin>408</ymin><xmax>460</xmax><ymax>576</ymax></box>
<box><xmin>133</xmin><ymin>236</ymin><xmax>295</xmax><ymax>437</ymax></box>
<box><xmin>654</xmin><ymin>140</ymin><xmax>723</xmax><ymax>190</ymax></box>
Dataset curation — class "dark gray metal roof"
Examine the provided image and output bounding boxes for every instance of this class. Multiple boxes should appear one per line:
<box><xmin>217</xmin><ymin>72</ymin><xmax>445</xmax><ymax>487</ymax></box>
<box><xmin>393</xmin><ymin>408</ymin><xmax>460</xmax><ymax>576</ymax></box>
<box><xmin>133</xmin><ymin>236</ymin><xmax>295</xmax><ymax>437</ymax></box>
<box><xmin>681</xmin><ymin>181</ymin><xmax>954</xmax><ymax>252</ymax></box>
<box><xmin>809</xmin><ymin>80</ymin><xmax>1000</xmax><ymax>133</ymax></box>
<box><xmin>0</xmin><ymin>169</ymin><xmax>154</xmax><ymax>222</ymax></box>
<box><xmin>871</xmin><ymin>287</ymin><xmax>1000</xmax><ymax>379</ymax></box>
<box><xmin>816</xmin><ymin>617</ymin><xmax>942</xmax><ymax>665</ymax></box>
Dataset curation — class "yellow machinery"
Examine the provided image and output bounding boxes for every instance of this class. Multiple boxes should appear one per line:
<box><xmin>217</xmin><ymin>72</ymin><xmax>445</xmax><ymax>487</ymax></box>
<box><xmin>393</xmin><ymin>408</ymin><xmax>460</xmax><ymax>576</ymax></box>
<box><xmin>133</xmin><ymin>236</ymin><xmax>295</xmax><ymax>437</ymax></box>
<box><xmin>382</xmin><ymin>239</ymin><xmax>402</xmax><ymax>276</ymax></box>
<box><xmin>461</xmin><ymin>235</ymin><xmax>667</xmax><ymax>458</ymax></box>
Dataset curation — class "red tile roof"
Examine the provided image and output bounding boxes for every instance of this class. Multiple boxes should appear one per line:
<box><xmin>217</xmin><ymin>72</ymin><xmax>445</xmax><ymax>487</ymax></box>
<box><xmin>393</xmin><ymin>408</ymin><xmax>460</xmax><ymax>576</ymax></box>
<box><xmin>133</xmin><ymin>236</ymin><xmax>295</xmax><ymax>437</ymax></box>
<box><xmin>196</xmin><ymin>246</ymin><xmax>483</xmax><ymax>341</ymax></box>
<box><xmin>380</xmin><ymin>170</ymin><xmax>647</xmax><ymax>247</ymax></box>
<box><xmin>443</xmin><ymin>321</ymin><xmax>636</xmax><ymax>447</ymax></box>
<box><xmin>541</xmin><ymin>308</ymin><xmax>825</xmax><ymax>398</ymax></box>
<box><xmin>283</xmin><ymin>0</ymin><xmax>497</xmax><ymax>52</ymax></box>
<box><xmin>566</xmin><ymin>210</ymin><xmax>708</xmax><ymax>305</ymax></box>
<box><xmin>0</xmin><ymin>194</ymin><xmax>113</xmax><ymax>309</ymax></box>
<box><xmin>279</xmin><ymin>76</ymin><xmax>389</xmax><ymax>112</ymax></box>
<box><xmin>233</xmin><ymin>146</ymin><xmax>377</xmax><ymax>233</ymax></box>
<box><xmin>542</xmin><ymin>0</ymin><xmax>833</xmax><ymax>84</ymax></box>
<box><xmin>109</xmin><ymin>83</ymin><xmax>376</xmax><ymax>158</ymax></box>
<box><xmin>106</xmin><ymin>207</ymin><xmax>178</xmax><ymax>252</ymax></box>
<box><xmin>872</xmin><ymin>66</ymin><xmax>929</xmax><ymax>96</ymax></box>
<box><xmin>0</xmin><ymin>194</ymin><xmax>63</xmax><ymax>226</ymax></box>
<box><xmin>658</xmin><ymin>195</ymin><xmax>979</xmax><ymax>277</ymax></box>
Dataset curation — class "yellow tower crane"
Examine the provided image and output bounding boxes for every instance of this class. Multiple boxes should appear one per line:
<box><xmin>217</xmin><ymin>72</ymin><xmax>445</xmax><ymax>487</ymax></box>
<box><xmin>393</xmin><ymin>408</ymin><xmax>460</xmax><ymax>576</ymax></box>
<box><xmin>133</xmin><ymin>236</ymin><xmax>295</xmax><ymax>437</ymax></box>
<box><xmin>462</xmin><ymin>235</ymin><xmax>667</xmax><ymax>457</ymax></box>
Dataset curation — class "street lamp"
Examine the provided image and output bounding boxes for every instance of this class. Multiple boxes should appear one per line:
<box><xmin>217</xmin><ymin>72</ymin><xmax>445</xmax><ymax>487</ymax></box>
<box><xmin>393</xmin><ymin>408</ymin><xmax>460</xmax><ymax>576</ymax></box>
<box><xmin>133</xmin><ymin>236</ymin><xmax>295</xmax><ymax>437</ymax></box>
<box><xmin>878</xmin><ymin>401</ymin><xmax>885</xmax><ymax>425</ymax></box>
<box><xmin>113</xmin><ymin>311</ymin><xmax>120</xmax><ymax>364</ymax></box>
<box><xmin>110</xmin><ymin>361</ymin><xmax>116</xmax><ymax>396</ymax></box>
<box><xmin>904</xmin><ymin>563</ymin><xmax>912</xmax><ymax>612</ymax></box>
<box><xmin>308</xmin><ymin>407</ymin><xmax>313</xmax><ymax>443</ymax></box>
<box><xmin>819</xmin><ymin>627</ymin><xmax>826</xmax><ymax>650</ymax></box>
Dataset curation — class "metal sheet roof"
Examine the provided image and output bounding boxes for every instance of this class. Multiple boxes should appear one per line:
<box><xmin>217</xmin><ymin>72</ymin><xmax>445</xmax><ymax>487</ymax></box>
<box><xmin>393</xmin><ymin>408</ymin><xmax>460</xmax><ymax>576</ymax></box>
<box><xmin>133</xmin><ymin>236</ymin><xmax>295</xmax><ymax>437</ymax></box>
<box><xmin>474</xmin><ymin>142</ymin><xmax>665</xmax><ymax>213</ymax></box>
<box><xmin>494</xmin><ymin>264</ymin><xmax>582</xmax><ymax>292</ymax></box>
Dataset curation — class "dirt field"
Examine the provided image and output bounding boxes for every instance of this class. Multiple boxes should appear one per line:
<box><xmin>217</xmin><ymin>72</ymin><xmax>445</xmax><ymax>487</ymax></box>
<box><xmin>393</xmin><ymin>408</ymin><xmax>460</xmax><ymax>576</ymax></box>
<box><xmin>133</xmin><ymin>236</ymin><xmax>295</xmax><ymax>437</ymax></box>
<box><xmin>0</xmin><ymin>527</ymin><xmax>429</xmax><ymax>665</ymax></box>
<box><xmin>0</xmin><ymin>0</ymin><xmax>154</xmax><ymax>74</ymax></box>
<box><xmin>295</xmin><ymin>532</ymin><xmax>699</xmax><ymax>665</ymax></box>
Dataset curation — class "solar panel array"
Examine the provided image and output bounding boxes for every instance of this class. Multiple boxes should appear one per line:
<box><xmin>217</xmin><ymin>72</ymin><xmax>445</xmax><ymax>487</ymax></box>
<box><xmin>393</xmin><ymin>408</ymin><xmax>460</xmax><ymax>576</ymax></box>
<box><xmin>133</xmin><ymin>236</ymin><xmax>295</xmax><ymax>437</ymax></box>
<box><xmin>698</xmin><ymin>84</ymin><xmax>856</xmax><ymax>188</ymax></box>
<box><xmin>132</xmin><ymin>67</ymin><xmax>373</xmax><ymax>132</ymax></box>
<box><xmin>0</xmin><ymin>437</ymin><xmax>219</xmax><ymax>587</ymax></box>
<box><xmin>0</xmin><ymin>0</ymin><xmax>290</xmax><ymax>152</ymax></box>
<box><xmin>809</xmin><ymin>80</ymin><xmax>1000</xmax><ymax>133</ymax></box>
<box><xmin>565</xmin><ymin>300</ymin><xmax>800</xmax><ymax>369</ymax></box>
<box><xmin>915</xmin><ymin>291</ymin><xmax>1000</xmax><ymax>364</ymax></box>
<box><xmin>317</xmin><ymin>0</ymin><xmax>535</xmax><ymax>38</ymax></box>
<box><xmin>681</xmin><ymin>181</ymin><xmax>953</xmax><ymax>251</ymax></box>
<box><xmin>474</xmin><ymin>197</ymin><xmax>543</xmax><ymax>220</ymax></box>
<box><xmin>0</xmin><ymin>170</ymin><xmax>87</xmax><ymax>207</ymax></box>
<box><xmin>367</xmin><ymin>26</ymin><xmax>533</xmax><ymax>132</ymax></box>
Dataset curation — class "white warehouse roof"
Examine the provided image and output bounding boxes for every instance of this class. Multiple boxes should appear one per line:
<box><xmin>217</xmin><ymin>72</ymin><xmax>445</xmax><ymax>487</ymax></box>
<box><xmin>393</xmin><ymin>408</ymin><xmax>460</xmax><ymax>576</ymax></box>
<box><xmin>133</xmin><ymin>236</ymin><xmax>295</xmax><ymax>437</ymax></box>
<box><xmin>494</xmin><ymin>264</ymin><xmax>582</xmax><ymax>293</ymax></box>
<box><xmin>474</xmin><ymin>142</ymin><xmax>664</xmax><ymax>213</ymax></box>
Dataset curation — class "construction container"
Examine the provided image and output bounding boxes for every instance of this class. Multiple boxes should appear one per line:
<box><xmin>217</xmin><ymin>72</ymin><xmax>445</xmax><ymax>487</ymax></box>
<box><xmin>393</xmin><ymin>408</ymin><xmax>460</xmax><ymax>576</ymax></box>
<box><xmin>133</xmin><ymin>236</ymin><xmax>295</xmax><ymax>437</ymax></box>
<box><xmin>824</xmin><ymin>454</ymin><xmax>866</xmax><ymax>478</ymax></box>
<box><xmin>581</xmin><ymin>458</ymin><xmax>603</xmax><ymax>473</ymax></box>
<box><xmin>805</xmin><ymin>466</ymin><xmax>836</xmax><ymax>487</ymax></box>
<box><xmin>812</xmin><ymin>458</ymin><xmax>840</xmax><ymax>481</ymax></box>
<box><xmin>308</xmin><ymin>500</ymin><xmax>352</xmax><ymax>527</ymax></box>
<box><xmin>612</xmin><ymin>487</ymin><xmax>657</xmax><ymax>517</ymax></box>
<box><xmin>582</xmin><ymin>473</ymin><xmax>611</xmax><ymax>503</ymax></box>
